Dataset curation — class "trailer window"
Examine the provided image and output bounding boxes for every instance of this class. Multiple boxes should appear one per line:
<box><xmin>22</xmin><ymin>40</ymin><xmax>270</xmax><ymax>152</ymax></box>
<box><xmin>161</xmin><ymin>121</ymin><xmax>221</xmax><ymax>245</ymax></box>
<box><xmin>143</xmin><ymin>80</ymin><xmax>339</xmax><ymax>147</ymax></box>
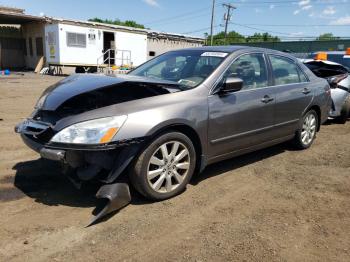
<box><xmin>67</xmin><ymin>32</ymin><xmax>86</xmax><ymax>48</ymax></box>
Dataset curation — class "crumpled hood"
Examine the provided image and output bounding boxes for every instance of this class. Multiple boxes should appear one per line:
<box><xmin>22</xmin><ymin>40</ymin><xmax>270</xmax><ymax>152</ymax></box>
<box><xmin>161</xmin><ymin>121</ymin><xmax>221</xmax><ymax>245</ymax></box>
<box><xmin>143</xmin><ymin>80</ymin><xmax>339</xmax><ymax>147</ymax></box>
<box><xmin>39</xmin><ymin>74</ymin><xmax>183</xmax><ymax>111</ymax></box>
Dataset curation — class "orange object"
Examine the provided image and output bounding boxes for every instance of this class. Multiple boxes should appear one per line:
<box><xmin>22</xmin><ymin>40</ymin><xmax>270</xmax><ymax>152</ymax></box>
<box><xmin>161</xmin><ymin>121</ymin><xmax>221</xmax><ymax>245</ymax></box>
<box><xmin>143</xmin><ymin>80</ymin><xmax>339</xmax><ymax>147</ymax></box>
<box><xmin>314</xmin><ymin>52</ymin><xmax>328</xmax><ymax>61</ymax></box>
<box><xmin>346</xmin><ymin>48</ymin><xmax>350</xmax><ymax>55</ymax></box>
<box><xmin>100</xmin><ymin>127</ymin><xmax>118</xmax><ymax>143</ymax></box>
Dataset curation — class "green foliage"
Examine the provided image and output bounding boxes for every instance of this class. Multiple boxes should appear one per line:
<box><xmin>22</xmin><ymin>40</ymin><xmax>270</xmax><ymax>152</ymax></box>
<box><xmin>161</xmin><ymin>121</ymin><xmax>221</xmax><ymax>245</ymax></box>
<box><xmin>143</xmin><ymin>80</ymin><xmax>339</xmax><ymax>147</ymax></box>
<box><xmin>0</xmin><ymin>26</ymin><xmax>21</xmax><ymax>38</ymax></box>
<box><xmin>246</xmin><ymin>33</ymin><xmax>280</xmax><ymax>43</ymax></box>
<box><xmin>316</xmin><ymin>33</ymin><xmax>339</xmax><ymax>41</ymax></box>
<box><xmin>88</xmin><ymin>18</ymin><xmax>146</xmax><ymax>29</ymax></box>
<box><xmin>206</xmin><ymin>31</ymin><xmax>281</xmax><ymax>45</ymax></box>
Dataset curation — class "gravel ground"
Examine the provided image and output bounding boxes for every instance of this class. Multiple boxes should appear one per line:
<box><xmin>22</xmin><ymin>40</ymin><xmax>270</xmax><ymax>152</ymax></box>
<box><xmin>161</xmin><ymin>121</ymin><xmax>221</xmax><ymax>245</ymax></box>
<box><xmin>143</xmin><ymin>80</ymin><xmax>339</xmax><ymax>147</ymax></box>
<box><xmin>0</xmin><ymin>73</ymin><xmax>349</xmax><ymax>262</ymax></box>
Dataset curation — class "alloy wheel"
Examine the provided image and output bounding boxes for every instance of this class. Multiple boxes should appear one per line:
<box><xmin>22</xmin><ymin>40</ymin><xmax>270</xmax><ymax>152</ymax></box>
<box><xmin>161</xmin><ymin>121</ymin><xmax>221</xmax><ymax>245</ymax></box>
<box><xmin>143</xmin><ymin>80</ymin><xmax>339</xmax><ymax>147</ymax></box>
<box><xmin>301</xmin><ymin>113</ymin><xmax>317</xmax><ymax>146</ymax></box>
<box><xmin>147</xmin><ymin>141</ymin><xmax>190</xmax><ymax>193</ymax></box>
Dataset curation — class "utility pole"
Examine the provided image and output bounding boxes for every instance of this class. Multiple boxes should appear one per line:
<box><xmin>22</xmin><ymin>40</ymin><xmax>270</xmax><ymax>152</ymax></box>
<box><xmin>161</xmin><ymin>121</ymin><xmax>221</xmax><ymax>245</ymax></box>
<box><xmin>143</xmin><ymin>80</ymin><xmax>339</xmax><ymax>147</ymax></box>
<box><xmin>210</xmin><ymin>0</ymin><xmax>216</xmax><ymax>46</ymax></box>
<box><xmin>223</xmin><ymin>3</ymin><xmax>236</xmax><ymax>44</ymax></box>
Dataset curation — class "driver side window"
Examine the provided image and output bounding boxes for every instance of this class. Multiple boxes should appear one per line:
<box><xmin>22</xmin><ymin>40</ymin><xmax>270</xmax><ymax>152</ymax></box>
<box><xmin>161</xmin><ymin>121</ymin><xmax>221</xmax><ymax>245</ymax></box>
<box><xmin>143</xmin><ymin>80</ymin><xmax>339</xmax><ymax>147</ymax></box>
<box><xmin>224</xmin><ymin>53</ymin><xmax>268</xmax><ymax>90</ymax></box>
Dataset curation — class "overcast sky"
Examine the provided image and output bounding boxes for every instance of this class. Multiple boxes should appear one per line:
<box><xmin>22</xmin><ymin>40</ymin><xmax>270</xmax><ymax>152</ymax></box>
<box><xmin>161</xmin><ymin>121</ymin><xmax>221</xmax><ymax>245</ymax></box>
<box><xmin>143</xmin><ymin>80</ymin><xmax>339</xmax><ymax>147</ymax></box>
<box><xmin>2</xmin><ymin>0</ymin><xmax>350</xmax><ymax>39</ymax></box>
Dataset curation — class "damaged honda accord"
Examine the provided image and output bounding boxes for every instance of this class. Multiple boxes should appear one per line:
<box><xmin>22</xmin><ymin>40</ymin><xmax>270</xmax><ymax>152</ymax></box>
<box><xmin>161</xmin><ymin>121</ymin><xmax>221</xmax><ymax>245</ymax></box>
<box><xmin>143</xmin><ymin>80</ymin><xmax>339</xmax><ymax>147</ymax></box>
<box><xmin>15</xmin><ymin>46</ymin><xmax>332</xmax><ymax>224</ymax></box>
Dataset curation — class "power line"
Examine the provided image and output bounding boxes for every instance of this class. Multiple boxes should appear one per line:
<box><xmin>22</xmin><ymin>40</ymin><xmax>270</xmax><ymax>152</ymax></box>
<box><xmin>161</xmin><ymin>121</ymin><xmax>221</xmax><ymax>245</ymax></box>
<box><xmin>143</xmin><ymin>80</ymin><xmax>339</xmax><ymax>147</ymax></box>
<box><xmin>182</xmin><ymin>25</ymin><xmax>222</xmax><ymax>35</ymax></box>
<box><xmin>144</xmin><ymin>0</ymin><xmax>349</xmax><ymax>26</ymax></box>
<box><xmin>143</xmin><ymin>1</ymin><xmax>230</xmax><ymax>26</ymax></box>
<box><xmin>144</xmin><ymin>9</ymin><xmax>211</xmax><ymax>26</ymax></box>
<box><xmin>230</xmin><ymin>22</ymin><xmax>300</xmax><ymax>36</ymax></box>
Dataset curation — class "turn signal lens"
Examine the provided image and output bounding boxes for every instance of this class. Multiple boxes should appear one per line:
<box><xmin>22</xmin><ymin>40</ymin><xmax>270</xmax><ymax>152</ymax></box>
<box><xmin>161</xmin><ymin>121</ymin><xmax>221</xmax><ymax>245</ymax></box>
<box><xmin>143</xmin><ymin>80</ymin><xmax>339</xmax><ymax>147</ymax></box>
<box><xmin>100</xmin><ymin>127</ymin><xmax>118</xmax><ymax>143</ymax></box>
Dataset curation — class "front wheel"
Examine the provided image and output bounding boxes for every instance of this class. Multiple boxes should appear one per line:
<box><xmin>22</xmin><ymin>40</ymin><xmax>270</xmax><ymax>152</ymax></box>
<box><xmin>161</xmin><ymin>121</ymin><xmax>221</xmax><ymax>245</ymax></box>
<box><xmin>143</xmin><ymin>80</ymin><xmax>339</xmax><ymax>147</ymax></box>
<box><xmin>293</xmin><ymin>110</ymin><xmax>318</xmax><ymax>149</ymax></box>
<box><xmin>129</xmin><ymin>132</ymin><xmax>196</xmax><ymax>200</ymax></box>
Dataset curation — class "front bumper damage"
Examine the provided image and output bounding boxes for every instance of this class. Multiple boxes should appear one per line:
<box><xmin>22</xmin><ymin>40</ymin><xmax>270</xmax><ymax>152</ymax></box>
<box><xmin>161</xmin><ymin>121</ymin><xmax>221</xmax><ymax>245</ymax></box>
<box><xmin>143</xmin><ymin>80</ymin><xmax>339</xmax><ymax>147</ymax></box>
<box><xmin>15</xmin><ymin>119</ymin><xmax>145</xmax><ymax>225</ymax></box>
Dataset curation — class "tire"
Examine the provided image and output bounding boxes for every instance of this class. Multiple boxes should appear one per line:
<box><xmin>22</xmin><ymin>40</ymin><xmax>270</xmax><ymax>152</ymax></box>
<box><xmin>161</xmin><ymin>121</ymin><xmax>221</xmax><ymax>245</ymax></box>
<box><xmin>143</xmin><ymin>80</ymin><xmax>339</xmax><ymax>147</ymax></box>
<box><xmin>335</xmin><ymin>96</ymin><xmax>350</xmax><ymax>124</ymax></box>
<box><xmin>129</xmin><ymin>131</ymin><xmax>196</xmax><ymax>200</ymax></box>
<box><xmin>293</xmin><ymin>110</ymin><xmax>318</xmax><ymax>150</ymax></box>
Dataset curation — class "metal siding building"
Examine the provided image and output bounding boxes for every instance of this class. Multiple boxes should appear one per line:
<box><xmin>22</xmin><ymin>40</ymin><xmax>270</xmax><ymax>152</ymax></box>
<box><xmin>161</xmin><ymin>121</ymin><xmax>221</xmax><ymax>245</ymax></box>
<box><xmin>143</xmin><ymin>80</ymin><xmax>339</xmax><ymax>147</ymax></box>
<box><xmin>0</xmin><ymin>6</ymin><xmax>204</xmax><ymax>70</ymax></box>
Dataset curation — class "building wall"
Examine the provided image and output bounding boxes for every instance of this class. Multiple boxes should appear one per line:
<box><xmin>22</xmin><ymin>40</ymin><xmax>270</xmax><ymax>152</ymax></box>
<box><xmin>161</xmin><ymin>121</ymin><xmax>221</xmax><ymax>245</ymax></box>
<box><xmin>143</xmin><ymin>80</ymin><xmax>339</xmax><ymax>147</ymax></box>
<box><xmin>0</xmin><ymin>26</ymin><xmax>24</xmax><ymax>69</ymax></box>
<box><xmin>22</xmin><ymin>22</ymin><xmax>45</xmax><ymax>69</ymax></box>
<box><xmin>114</xmin><ymin>31</ymin><xmax>147</xmax><ymax>66</ymax></box>
<box><xmin>45</xmin><ymin>23</ymin><xmax>148</xmax><ymax>67</ymax></box>
<box><xmin>55</xmin><ymin>23</ymin><xmax>104</xmax><ymax>65</ymax></box>
<box><xmin>147</xmin><ymin>38</ymin><xmax>203</xmax><ymax>60</ymax></box>
<box><xmin>0</xmin><ymin>38</ymin><xmax>25</xmax><ymax>69</ymax></box>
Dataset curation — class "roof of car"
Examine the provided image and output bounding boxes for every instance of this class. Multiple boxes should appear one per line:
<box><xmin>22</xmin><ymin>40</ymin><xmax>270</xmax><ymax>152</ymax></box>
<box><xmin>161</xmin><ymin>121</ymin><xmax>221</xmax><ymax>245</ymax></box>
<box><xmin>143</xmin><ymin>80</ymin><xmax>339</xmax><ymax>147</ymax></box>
<box><xmin>179</xmin><ymin>45</ymin><xmax>272</xmax><ymax>53</ymax></box>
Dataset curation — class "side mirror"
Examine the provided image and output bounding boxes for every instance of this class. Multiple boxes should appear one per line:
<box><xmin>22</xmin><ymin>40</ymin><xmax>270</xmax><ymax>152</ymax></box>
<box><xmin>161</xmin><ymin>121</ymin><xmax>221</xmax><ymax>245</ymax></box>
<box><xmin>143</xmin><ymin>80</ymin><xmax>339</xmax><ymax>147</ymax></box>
<box><xmin>220</xmin><ymin>77</ymin><xmax>243</xmax><ymax>93</ymax></box>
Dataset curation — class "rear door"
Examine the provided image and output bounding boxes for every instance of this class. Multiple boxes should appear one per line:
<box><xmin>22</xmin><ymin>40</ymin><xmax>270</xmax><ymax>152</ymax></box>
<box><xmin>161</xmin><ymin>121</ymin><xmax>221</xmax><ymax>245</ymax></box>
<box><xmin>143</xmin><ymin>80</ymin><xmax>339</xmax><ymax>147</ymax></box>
<box><xmin>208</xmin><ymin>52</ymin><xmax>276</xmax><ymax>158</ymax></box>
<box><xmin>267</xmin><ymin>54</ymin><xmax>313</xmax><ymax>137</ymax></box>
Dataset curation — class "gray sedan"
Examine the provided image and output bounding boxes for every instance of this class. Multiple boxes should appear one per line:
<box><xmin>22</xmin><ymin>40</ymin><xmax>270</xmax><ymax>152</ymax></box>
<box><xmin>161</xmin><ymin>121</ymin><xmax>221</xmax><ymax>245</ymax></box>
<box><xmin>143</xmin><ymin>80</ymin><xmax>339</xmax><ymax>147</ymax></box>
<box><xmin>15</xmin><ymin>46</ymin><xmax>332</xmax><ymax>223</ymax></box>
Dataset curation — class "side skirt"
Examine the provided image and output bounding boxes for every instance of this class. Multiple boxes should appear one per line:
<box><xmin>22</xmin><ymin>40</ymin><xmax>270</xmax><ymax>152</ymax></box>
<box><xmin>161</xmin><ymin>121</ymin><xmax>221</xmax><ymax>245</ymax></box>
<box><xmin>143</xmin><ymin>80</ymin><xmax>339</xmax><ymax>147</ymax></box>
<box><xmin>207</xmin><ymin>134</ymin><xmax>294</xmax><ymax>165</ymax></box>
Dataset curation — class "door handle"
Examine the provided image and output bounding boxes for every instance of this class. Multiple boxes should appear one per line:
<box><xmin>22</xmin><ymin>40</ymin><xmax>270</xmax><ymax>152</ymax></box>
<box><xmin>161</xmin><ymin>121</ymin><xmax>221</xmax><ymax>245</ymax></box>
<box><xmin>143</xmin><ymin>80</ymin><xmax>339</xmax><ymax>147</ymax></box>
<box><xmin>302</xmin><ymin>88</ymin><xmax>311</xmax><ymax>94</ymax></box>
<box><xmin>261</xmin><ymin>95</ymin><xmax>274</xmax><ymax>104</ymax></box>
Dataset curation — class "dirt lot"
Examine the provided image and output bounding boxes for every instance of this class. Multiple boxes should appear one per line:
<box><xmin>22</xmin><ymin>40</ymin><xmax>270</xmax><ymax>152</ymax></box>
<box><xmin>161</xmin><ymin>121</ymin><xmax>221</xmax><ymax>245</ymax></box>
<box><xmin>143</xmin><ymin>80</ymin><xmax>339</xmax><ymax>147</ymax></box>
<box><xmin>0</xmin><ymin>73</ymin><xmax>349</xmax><ymax>262</ymax></box>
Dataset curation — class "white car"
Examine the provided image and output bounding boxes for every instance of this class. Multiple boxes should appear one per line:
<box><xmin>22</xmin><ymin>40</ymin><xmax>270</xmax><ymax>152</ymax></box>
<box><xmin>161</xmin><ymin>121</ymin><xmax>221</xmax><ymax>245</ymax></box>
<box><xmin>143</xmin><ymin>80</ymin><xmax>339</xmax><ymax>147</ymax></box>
<box><xmin>302</xmin><ymin>58</ymin><xmax>350</xmax><ymax>123</ymax></box>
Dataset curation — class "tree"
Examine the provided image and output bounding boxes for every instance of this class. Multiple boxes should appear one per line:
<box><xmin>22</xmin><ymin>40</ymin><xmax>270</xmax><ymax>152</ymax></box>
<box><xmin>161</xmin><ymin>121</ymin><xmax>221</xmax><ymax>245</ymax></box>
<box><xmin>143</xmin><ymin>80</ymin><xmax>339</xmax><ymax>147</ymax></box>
<box><xmin>206</xmin><ymin>31</ymin><xmax>246</xmax><ymax>45</ymax></box>
<box><xmin>316</xmin><ymin>33</ymin><xmax>339</xmax><ymax>41</ymax></box>
<box><xmin>246</xmin><ymin>33</ymin><xmax>280</xmax><ymax>43</ymax></box>
<box><xmin>206</xmin><ymin>31</ymin><xmax>280</xmax><ymax>45</ymax></box>
<box><xmin>88</xmin><ymin>18</ymin><xmax>146</xmax><ymax>29</ymax></box>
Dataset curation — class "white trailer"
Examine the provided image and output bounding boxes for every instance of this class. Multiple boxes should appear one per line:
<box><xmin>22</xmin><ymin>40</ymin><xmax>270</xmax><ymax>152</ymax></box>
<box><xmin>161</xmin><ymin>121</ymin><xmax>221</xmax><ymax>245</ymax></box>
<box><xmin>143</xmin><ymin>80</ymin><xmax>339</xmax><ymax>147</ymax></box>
<box><xmin>44</xmin><ymin>20</ymin><xmax>148</xmax><ymax>72</ymax></box>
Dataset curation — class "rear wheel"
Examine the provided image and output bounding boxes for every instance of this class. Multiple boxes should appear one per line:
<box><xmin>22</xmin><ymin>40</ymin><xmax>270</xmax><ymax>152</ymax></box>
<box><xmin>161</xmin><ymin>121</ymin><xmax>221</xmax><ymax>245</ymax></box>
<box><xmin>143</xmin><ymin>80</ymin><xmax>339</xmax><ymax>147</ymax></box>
<box><xmin>129</xmin><ymin>132</ymin><xmax>196</xmax><ymax>200</ymax></box>
<box><xmin>293</xmin><ymin>110</ymin><xmax>318</xmax><ymax>149</ymax></box>
<box><xmin>335</xmin><ymin>96</ymin><xmax>350</xmax><ymax>124</ymax></box>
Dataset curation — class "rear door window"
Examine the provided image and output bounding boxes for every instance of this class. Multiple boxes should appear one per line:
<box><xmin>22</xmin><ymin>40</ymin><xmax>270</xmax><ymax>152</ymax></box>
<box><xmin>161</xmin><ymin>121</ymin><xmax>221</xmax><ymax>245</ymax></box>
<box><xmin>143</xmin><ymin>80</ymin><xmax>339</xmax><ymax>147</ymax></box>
<box><xmin>269</xmin><ymin>55</ymin><xmax>303</xmax><ymax>85</ymax></box>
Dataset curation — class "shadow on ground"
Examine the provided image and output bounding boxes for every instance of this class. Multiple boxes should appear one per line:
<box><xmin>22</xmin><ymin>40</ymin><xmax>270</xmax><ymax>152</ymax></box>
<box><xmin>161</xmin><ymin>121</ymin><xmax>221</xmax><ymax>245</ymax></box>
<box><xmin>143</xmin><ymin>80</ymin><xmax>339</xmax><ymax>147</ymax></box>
<box><xmin>190</xmin><ymin>143</ymin><xmax>287</xmax><ymax>186</ymax></box>
<box><xmin>8</xmin><ymin>142</ymin><xmax>292</xmax><ymax>224</ymax></box>
<box><xmin>11</xmin><ymin>158</ymin><xmax>97</xmax><ymax>208</ymax></box>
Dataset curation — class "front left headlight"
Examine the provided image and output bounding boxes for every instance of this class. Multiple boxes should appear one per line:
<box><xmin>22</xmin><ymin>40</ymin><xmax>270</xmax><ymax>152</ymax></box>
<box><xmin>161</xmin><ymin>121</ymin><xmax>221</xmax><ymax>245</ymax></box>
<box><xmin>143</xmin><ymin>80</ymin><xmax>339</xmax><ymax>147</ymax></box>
<box><xmin>50</xmin><ymin>115</ymin><xmax>127</xmax><ymax>144</ymax></box>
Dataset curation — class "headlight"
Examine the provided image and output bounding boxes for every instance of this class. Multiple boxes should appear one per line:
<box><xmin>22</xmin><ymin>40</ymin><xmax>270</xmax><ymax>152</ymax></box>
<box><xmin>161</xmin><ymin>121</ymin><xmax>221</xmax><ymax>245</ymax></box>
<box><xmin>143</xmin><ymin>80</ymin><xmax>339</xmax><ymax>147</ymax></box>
<box><xmin>50</xmin><ymin>115</ymin><xmax>127</xmax><ymax>144</ymax></box>
<box><xmin>35</xmin><ymin>93</ymin><xmax>48</xmax><ymax>109</ymax></box>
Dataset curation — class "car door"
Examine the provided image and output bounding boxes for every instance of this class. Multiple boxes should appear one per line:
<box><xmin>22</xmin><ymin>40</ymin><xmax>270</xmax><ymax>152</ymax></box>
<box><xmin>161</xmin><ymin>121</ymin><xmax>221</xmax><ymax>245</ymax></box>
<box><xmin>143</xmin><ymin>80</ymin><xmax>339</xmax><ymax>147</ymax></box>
<box><xmin>207</xmin><ymin>52</ymin><xmax>275</xmax><ymax>159</ymax></box>
<box><xmin>267</xmin><ymin>54</ymin><xmax>313</xmax><ymax>137</ymax></box>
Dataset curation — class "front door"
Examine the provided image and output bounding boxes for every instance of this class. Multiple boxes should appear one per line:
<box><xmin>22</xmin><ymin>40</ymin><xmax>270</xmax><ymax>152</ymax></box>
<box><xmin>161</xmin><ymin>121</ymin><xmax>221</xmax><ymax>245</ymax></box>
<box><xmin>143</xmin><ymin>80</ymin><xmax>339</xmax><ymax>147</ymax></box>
<box><xmin>208</xmin><ymin>53</ymin><xmax>275</xmax><ymax>158</ymax></box>
<box><xmin>103</xmin><ymin>32</ymin><xmax>115</xmax><ymax>65</ymax></box>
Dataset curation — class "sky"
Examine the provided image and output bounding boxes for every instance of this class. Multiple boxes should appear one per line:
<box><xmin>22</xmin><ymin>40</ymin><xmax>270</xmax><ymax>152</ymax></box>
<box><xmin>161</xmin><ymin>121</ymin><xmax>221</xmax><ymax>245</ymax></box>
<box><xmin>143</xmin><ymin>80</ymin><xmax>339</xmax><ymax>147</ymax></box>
<box><xmin>1</xmin><ymin>0</ymin><xmax>350</xmax><ymax>39</ymax></box>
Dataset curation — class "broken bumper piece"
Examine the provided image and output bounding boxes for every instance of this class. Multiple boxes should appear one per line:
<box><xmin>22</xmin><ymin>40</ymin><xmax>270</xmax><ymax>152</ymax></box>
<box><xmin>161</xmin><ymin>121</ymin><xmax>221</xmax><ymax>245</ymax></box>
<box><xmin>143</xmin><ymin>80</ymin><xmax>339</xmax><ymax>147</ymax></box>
<box><xmin>88</xmin><ymin>183</ymin><xmax>131</xmax><ymax>227</ymax></box>
<box><xmin>40</xmin><ymin>148</ymin><xmax>65</xmax><ymax>161</ymax></box>
<box><xmin>15</xmin><ymin>120</ymin><xmax>145</xmax><ymax>225</ymax></box>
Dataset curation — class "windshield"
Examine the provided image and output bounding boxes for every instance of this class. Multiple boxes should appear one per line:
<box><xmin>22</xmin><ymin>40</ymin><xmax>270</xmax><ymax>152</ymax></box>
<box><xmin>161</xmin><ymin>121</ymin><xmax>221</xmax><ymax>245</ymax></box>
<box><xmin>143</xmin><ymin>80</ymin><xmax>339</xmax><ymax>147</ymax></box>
<box><xmin>129</xmin><ymin>50</ymin><xmax>228</xmax><ymax>89</ymax></box>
